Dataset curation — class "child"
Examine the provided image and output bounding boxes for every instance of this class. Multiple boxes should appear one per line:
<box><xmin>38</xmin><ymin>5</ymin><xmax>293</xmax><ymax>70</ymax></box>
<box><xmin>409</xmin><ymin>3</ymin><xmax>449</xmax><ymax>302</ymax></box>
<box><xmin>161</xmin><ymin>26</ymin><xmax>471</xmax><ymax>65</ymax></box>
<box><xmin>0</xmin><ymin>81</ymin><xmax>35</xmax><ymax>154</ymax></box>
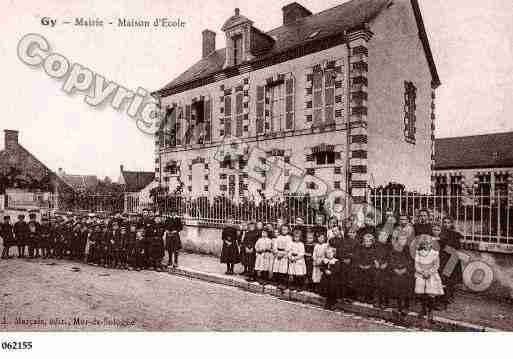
<box><xmin>320</xmin><ymin>247</ymin><xmax>341</xmax><ymax>310</ymax></box>
<box><xmin>354</xmin><ymin>232</ymin><xmax>376</xmax><ymax>303</ymax></box>
<box><xmin>288</xmin><ymin>229</ymin><xmax>306</xmax><ymax>289</ymax></box>
<box><xmin>220</xmin><ymin>219</ymin><xmax>240</xmax><ymax>275</ymax></box>
<box><xmin>256</xmin><ymin>221</ymin><xmax>264</xmax><ymax>238</ymax></box>
<box><xmin>312</xmin><ymin>233</ymin><xmax>328</xmax><ymax>293</ymax></box>
<box><xmin>272</xmin><ymin>224</ymin><xmax>292</xmax><ymax>288</ymax></box>
<box><xmin>254</xmin><ymin>229</ymin><xmax>273</xmax><ymax>283</ymax></box>
<box><xmin>388</xmin><ymin>236</ymin><xmax>414</xmax><ymax>315</ymax></box>
<box><xmin>374</xmin><ymin>227</ymin><xmax>391</xmax><ymax>308</ymax></box>
<box><xmin>415</xmin><ymin>236</ymin><xmax>444</xmax><ymax>321</ymax></box>
<box><xmin>134</xmin><ymin>226</ymin><xmax>147</xmax><ymax>271</ymax></box>
<box><xmin>303</xmin><ymin>229</ymin><xmax>316</xmax><ymax>291</ymax></box>
<box><xmin>241</xmin><ymin>222</ymin><xmax>258</xmax><ymax>281</ymax></box>
<box><xmin>27</xmin><ymin>222</ymin><xmax>39</xmax><ymax>258</ymax></box>
<box><xmin>338</xmin><ymin>226</ymin><xmax>358</xmax><ymax>301</ymax></box>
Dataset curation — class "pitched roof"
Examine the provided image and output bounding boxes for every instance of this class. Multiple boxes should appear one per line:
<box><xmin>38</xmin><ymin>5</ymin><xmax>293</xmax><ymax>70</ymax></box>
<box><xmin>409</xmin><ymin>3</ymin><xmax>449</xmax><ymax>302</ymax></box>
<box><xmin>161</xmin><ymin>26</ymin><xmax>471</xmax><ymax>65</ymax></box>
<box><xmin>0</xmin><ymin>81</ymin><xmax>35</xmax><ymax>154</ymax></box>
<box><xmin>434</xmin><ymin>132</ymin><xmax>513</xmax><ymax>170</ymax></box>
<box><xmin>155</xmin><ymin>0</ymin><xmax>440</xmax><ymax>95</ymax></box>
<box><xmin>59</xmin><ymin>173</ymin><xmax>99</xmax><ymax>191</ymax></box>
<box><xmin>121</xmin><ymin>170</ymin><xmax>155</xmax><ymax>192</ymax></box>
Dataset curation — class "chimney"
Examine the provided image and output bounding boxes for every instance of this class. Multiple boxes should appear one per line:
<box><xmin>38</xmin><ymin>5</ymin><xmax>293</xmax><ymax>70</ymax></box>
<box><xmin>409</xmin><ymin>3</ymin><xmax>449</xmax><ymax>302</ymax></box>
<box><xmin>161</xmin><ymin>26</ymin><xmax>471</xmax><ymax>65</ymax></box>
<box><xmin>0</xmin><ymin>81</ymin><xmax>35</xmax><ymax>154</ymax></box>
<box><xmin>202</xmin><ymin>29</ymin><xmax>216</xmax><ymax>58</ymax></box>
<box><xmin>4</xmin><ymin>130</ymin><xmax>19</xmax><ymax>151</ymax></box>
<box><xmin>282</xmin><ymin>2</ymin><xmax>312</xmax><ymax>26</ymax></box>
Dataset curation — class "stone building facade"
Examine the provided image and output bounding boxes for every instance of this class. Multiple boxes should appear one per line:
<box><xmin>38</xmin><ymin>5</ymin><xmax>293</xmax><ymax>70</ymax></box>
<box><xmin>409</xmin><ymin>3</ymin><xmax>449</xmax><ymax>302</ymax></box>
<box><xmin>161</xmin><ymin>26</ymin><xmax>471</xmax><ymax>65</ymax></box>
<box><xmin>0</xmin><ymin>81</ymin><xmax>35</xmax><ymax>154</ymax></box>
<box><xmin>152</xmin><ymin>0</ymin><xmax>440</xmax><ymax>204</ymax></box>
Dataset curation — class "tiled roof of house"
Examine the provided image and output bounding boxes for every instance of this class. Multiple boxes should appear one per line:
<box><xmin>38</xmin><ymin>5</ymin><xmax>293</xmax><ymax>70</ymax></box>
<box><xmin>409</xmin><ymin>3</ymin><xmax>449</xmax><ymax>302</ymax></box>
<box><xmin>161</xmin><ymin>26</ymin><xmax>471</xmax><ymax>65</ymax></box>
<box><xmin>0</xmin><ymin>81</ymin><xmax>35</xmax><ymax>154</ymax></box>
<box><xmin>155</xmin><ymin>0</ymin><xmax>439</xmax><ymax>95</ymax></box>
<box><xmin>59</xmin><ymin>174</ymin><xmax>99</xmax><ymax>191</ymax></box>
<box><xmin>121</xmin><ymin>170</ymin><xmax>155</xmax><ymax>192</ymax></box>
<box><xmin>434</xmin><ymin>132</ymin><xmax>513</xmax><ymax>170</ymax></box>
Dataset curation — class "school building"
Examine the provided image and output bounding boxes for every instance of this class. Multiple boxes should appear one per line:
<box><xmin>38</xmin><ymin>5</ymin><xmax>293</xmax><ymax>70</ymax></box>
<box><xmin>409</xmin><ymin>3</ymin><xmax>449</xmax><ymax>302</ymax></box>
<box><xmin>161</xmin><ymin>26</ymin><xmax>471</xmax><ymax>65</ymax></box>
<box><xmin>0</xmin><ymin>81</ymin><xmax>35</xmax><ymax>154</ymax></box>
<box><xmin>151</xmin><ymin>0</ymin><xmax>440</xmax><ymax>204</ymax></box>
<box><xmin>433</xmin><ymin>131</ymin><xmax>513</xmax><ymax>204</ymax></box>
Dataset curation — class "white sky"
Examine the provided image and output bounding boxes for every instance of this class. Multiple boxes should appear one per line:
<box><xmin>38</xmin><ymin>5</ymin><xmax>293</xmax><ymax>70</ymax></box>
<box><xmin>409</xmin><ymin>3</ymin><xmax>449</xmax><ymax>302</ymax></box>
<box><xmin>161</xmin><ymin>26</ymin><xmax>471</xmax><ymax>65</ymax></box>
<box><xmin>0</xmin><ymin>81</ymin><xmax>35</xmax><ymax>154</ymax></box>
<box><xmin>1</xmin><ymin>0</ymin><xmax>512</xmax><ymax>180</ymax></box>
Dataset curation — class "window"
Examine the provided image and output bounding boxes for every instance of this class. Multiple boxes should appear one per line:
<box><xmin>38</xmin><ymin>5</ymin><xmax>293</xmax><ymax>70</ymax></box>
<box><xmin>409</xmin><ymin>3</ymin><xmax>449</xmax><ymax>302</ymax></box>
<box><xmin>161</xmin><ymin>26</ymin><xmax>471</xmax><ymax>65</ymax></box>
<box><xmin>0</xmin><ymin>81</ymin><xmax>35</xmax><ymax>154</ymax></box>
<box><xmin>269</xmin><ymin>80</ymin><xmax>284</xmax><ymax>132</ymax></box>
<box><xmin>477</xmin><ymin>174</ymin><xmax>491</xmax><ymax>206</ymax></box>
<box><xmin>495</xmin><ymin>173</ymin><xmax>509</xmax><ymax>204</ymax></box>
<box><xmin>404</xmin><ymin>81</ymin><xmax>417</xmax><ymax>143</ymax></box>
<box><xmin>449</xmin><ymin>175</ymin><xmax>462</xmax><ymax>196</ymax></box>
<box><xmin>233</xmin><ymin>35</ymin><xmax>243</xmax><ymax>66</ymax></box>
<box><xmin>312</xmin><ymin>67</ymin><xmax>336</xmax><ymax>128</ymax></box>
<box><xmin>314</xmin><ymin>151</ymin><xmax>336</xmax><ymax>165</ymax></box>
<box><xmin>256</xmin><ymin>75</ymin><xmax>294</xmax><ymax>134</ymax></box>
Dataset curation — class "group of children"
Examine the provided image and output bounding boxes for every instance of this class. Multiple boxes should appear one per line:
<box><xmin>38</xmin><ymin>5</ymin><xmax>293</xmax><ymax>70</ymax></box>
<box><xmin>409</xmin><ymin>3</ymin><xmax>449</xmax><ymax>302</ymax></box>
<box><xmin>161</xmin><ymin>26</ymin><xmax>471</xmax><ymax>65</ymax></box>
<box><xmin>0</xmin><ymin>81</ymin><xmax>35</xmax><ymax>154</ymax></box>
<box><xmin>220</xmin><ymin>211</ymin><xmax>462</xmax><ymax>320</ymax></box>
<box><xmin>0</xmin><ymin>210</ymin><xmax>184</xmax><ymax>272</ymax></box>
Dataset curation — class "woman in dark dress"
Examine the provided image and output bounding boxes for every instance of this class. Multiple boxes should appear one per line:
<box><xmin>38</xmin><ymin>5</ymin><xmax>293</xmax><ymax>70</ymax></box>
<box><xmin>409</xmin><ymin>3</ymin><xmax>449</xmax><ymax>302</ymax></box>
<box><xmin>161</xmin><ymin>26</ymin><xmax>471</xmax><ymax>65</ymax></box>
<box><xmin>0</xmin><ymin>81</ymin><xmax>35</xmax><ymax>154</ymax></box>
<box><xmin>220</xmin><ymin>220</ymin><xmax>240</xmax><ymax>275</ymax></box>
<box><xmin>440</xmin><ymin>217</ymin><xmax>463</xmax><ymax>305</ymax></box>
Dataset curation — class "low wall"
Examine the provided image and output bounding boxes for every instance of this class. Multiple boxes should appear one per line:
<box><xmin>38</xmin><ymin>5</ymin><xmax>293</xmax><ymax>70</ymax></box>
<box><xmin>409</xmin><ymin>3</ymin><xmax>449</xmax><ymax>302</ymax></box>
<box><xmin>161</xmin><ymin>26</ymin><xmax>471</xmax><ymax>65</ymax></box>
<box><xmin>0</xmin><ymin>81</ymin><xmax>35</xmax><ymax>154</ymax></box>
<box><xmin>180</xmin><ymin>224</ymin><xmax>513</xmax><ymax>301</ymax></box>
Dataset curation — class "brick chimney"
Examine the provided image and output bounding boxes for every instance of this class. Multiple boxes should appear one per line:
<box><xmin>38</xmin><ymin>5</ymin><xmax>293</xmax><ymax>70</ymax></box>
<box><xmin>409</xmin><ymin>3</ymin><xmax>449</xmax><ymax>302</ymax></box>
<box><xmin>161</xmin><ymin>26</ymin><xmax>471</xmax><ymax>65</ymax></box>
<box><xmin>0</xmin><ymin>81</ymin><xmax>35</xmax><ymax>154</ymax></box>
<box><xmin>202</xmin><ymin>29</ymin><xmax>216</xmax><ymax>58</ymax></box>
<box><xmin>282</xmin><ymin>2</ymin><xmax>312</xmax><ymax>25</ymax></box>
<box><xmin>4</xmin><ymin>130</ymin><xmax>19</xmax><ymax>151</ymax></box>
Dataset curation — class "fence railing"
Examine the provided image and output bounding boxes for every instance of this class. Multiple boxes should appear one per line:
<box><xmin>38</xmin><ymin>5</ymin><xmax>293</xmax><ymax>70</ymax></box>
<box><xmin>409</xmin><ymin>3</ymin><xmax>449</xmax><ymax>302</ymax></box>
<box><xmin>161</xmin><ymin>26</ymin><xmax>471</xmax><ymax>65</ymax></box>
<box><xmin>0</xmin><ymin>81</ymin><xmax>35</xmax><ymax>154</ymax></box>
<box><xmin>368</xmin><ymin>190</ymin><xmax>513</xmax><ymax>253</ymax></box>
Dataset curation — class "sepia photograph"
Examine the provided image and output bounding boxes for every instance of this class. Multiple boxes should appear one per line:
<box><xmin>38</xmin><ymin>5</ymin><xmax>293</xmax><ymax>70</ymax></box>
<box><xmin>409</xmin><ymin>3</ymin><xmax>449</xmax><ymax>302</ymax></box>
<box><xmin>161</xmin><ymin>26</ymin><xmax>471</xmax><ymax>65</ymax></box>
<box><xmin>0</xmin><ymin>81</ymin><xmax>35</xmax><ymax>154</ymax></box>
<box><xmin>1</xmin><ymin>0</ymin><xmax>513</xmax><ymax>354</ymax></box>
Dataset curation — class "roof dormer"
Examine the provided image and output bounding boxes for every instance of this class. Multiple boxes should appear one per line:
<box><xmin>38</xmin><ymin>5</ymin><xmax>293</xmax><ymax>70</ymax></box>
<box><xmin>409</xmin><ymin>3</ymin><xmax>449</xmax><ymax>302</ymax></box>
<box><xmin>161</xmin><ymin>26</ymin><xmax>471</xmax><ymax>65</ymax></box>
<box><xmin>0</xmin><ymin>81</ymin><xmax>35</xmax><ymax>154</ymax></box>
<box><xmin>222</xmin><ymin>8</ymin><xmax>253</xmax><ymax>68</ymax></box>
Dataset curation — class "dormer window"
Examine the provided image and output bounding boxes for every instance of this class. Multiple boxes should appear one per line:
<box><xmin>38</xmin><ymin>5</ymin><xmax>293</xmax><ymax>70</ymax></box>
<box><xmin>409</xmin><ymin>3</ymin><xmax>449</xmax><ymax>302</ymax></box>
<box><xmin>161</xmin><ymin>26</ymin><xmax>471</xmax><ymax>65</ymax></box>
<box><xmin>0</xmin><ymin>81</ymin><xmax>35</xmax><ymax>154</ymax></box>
<box><xmin>233</xmin><ymin>34</ymin><xmax>243</xmax><ymax>65</ymax></box>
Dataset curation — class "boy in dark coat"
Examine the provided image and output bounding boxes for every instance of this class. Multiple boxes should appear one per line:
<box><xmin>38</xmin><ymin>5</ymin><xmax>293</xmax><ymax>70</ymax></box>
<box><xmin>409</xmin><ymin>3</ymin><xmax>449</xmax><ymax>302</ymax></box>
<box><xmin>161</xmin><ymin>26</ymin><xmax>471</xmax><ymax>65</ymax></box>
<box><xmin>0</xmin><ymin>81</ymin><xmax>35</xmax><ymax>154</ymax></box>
<box><xmin>374</xmin><ymin>227</ymin><xmax>391</xmax><ymax>308</ymax></box>
<box><xmin>1</xmin><ymin>216</ymin><xmax>15</xmax><ymax>259</ymax></box>
<box><xmin>28</xmin><ymin>213</ymin><xmax>41</xmax><ymax>258</ymax></box>
<box><xmin>353</xmin><ymin>231</ymin><xmax>376</xmax><ymax>303</ymax></box>
<box><xmin>388</xmin><ymin>237</ymin><xmax>414</xmax><ymax>315</ymax></box>
<box><xmin>220</xmin><ymin>220</ymin><xmax>240</xmax><ymax>275</ymax></box>
<box><xmin>240</xmin><ymin>222</ymin><xmax>258</xmax><ymax>280</ymax></box>
<box><xmin>303</xmin><ymin>229</ymin><xmax>316</xmax><ymax>291</ymax></box>
<box><xmin>14</xmin><ymin>214</ymin><xmax>28</xmax><ymax>258</ymax></box>
<box><xmin>320</xmin><ymin>247</ymin><xmax>341</xmax><ymax>310</ymax></box>
<box><xmin>338</xmin><ymin>226</ymin><xmax>359</xmax><ymax>301</ymax></box>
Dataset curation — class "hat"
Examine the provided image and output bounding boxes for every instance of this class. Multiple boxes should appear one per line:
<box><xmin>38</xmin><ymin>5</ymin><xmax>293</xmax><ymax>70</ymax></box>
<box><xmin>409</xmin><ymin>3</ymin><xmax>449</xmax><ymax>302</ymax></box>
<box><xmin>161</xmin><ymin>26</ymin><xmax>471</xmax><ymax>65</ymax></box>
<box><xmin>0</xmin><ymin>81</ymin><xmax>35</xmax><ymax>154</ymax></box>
<box><xmin>3</xmin><ymin>215</ymin><xmax>10</xmax><ymax>220</ymax></box>
<box><xmin>29</xmin><ymin>213</ymin><xmax>37</xmax><ymax>219</ymax></box>
<box><xmin>18</xmin><ymin>214</ymin><xmax>25</xmax><ymax>219</ymax></box>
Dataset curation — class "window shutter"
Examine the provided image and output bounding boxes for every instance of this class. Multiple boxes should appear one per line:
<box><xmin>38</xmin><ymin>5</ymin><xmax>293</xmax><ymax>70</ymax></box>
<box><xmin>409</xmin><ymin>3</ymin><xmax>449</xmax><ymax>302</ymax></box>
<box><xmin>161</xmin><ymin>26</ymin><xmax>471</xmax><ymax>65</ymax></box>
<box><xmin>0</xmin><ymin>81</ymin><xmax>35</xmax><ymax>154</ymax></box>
<box><xmin>224</xmin><ymin>95</ymin><xmax>232</xmax><ymax>136</ymax></box>
<box><xmin>235</xmin><ymin>92</ymin><xmax>243</xmax><ymax>137</ymax></box>
<box><xmin>169</xmin><ymin>107</ymin><xmax>177</xmax><ymax>146</ymax></box>
<box><xmin>285</xmin><ymin>77</ymin><xmax>294</xmax><ymax>130</ymax></box>
<box><xmin>204</xmin><ymin>98</ymin><xmax>211</xmax><ymax>142</ymax></box>
<box><xmin>176</xmin><ymin>106</ymin><xmax>183</xmax><ymax>145</ymax></box>
<box><xmin>185</xmin><ymin>104</ymin><xmax>191</xmax><ymax>144</ymax></box>
<box><xmin>256</xmin><ymin>85</ymin><xmax>265</xmax><ymax>134</ymax></box>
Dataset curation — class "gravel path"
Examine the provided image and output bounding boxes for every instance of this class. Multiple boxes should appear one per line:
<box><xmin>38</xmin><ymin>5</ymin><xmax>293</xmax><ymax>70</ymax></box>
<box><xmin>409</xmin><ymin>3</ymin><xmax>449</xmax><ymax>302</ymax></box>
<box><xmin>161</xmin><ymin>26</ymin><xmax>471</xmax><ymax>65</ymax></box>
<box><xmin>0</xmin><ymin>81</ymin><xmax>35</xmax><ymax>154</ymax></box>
<box><xmin>0</xmin><ymin>258</ymin><xmax>404</xmax><ymax>331</ymax></box>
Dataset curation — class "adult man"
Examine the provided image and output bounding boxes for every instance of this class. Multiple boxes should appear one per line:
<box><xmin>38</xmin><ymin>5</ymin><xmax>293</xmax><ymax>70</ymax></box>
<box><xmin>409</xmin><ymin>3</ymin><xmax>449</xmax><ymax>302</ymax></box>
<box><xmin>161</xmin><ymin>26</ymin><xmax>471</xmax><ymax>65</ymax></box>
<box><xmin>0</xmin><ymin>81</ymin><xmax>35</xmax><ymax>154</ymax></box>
<box><xmin>1</xmin><ymin>216</ymin><xmax>15</xmax><ymax>259</ymax></box>
<box><xmin>414</xmin><ymin>209</ymin><xmax>433</xmax><ymax>236</ymax></box>
<box><xmin>164</xmin><ymin>211</ymin><xmax>183</xmax><ymax>268</ymax></box>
